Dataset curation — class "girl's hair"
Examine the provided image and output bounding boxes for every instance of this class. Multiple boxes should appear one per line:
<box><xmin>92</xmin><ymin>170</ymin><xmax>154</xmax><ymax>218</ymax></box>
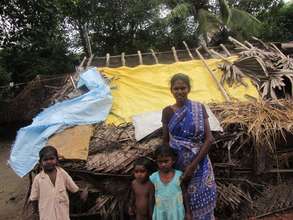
<box><xmin>134</xmin><ymin>157</ymin><xmax>153</xmax><ymax>172</ymax></box>
<box><xmin>170</xmin><ymin>73</ymin><xmax>191</xmax><ymax>90</ymax></box>
<box><xmin>154</xmin><ymin>145</ymin><xmax>177</xmax><ymax>159</ymax></box>
<box><xmin>39</xmin><ymin>145</ymin><xmax>58</xmax><ymax>161</ymax></box>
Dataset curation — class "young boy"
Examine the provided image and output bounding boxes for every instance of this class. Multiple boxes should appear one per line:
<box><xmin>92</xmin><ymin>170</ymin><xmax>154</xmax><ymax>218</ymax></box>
<box><xmin>30</xmin><ymin>145</ymin><xmax>87</xmax><ymax>220</ymax></box>
<box><xmin>128</xmin><ymin>157</ymin><xmax>154</xmax><ymax>220</ymax></box>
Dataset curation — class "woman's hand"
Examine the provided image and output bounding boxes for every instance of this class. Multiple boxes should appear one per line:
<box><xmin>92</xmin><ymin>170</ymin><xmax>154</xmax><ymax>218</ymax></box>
<box><xmin>182</xmin><ymin>164</ymin><xmax>197</xmax><ymax>184</ymax></box>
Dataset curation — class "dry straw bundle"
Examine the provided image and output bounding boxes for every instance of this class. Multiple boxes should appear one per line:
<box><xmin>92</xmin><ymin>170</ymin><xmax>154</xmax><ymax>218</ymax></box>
<box><xmin>211</xmin><ymin>99</ymin><xmax>293</xmax><ymax>151</ymax></box>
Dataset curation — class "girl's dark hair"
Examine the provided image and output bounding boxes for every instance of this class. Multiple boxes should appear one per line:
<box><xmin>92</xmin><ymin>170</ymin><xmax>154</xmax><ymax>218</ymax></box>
<box><xmin>170</xmin><ymin>73</ymin><xmax>191</xmax><ymax>90</ymax></box>
<box><xmin>154</xmin><ymin>145</ymin><xmax>177</xmax><ymax>159</ymax></box>
<box><xmin>134</xmin><ymin>157</ymin><xmax>153</xmax><ymax>172</ymax></box>
<box><xmin>39</xmin><ymin>145</ymin><xmax>58</xmax><ymax>161</ymax></box>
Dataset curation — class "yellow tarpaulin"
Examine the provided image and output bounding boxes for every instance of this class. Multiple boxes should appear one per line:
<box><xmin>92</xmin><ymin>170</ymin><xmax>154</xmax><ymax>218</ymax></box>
<box><xmin>100</xmin><ymin>58</ymin><xmax>259</xmax><ymax>125</ymax></box>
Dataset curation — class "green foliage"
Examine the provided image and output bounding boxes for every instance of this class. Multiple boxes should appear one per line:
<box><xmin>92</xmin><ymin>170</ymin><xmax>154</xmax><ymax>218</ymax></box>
<box><xmin>219</xmin><ymin>0</ymin><xmax>231</xmax><ymax>25</ymax></box>
<box><xmin>57</xmin><ymin>0</ymin><xmax>172</xmax><ymax>55</ymax></box>
<box><xmin>259</xmin><ymin>2</ymin><xmax>293</xmax><ymax>42</ymax></box>
<box><xmin>2</xmin><ymin>43</ymin><xmax>76</xmax><ymax>83</ymax></box>
<box><xmin>89</xmin><ymin>0</ymin><xmax>164</xmax><ymax>54</ymax></box>
<box><xmin>198</xmin><ymin>9</ymin><xmax>221</xmax><ymax>42</ymax></box>
<box><xmin>229</xmin><ymin>8</ymin><xmax>262</xmax><ymax>40</ymax></box>
<box><xmin>227</xmin><ymin>0</ymin><xmax>282</xmax><ymax>16</ymax></box>
<box><xmin>163</xmin><ymin>0</ymin><xmax>262</xmax><ymax>44</ymax></box>
<box><xmin>0</xmin><ymin>0</ymin><xmax>292</xmax><ymax>93</ymax></box>
<box><xmin>0</xmin><ymin>51</ymin><xmax>9</xmax><ymax>84</ymax></box>
<box><xmin>0</xmin><ymin>0</ymin><xmax>76</xmax><ymax>85</ymax></box>
<box><xmin>166</xmin><ymin>3</ymin><xmax>191</xmax><ymax>21</ymax></box>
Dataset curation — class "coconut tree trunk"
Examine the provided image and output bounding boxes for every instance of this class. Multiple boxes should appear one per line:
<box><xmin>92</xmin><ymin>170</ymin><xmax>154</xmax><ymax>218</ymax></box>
<box><xmin>190</xmin><ymin>0</ymin><xmax>210</xmax><ymax>46</ymax></box>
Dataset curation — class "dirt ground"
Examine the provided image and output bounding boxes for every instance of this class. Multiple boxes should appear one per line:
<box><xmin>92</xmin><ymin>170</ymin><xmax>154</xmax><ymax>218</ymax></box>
<box><xmin>0</xmin><ymin>139</ymin><xmax>28</xmax><ymax>220</ymax></box>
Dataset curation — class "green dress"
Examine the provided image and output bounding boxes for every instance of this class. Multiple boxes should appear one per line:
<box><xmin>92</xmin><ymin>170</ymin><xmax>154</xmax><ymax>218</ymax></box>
<box><xmin>150</xmin><ymin>170</ymin><xmax>185</xmax><ymax>220</ymax></box>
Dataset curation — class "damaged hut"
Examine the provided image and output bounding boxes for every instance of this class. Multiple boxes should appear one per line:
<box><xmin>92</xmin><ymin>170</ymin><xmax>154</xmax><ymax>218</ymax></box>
<box><xmin>8</xmin><ymin>38</ymin><xmax>293</xmax><ymax>219</ymax></box>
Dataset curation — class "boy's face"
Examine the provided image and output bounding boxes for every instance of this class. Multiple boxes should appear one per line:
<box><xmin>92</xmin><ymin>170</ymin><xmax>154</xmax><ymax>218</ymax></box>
<box><xmin>157</xmin><ymin>156</ymin><xmax>174</xmax><ymax>173</ymax></box>
<box><xmin>41</xmin><ymin>152</ymin><xmax>57</xmax><ymax>172</ymax></box>
<box><xmin>133</xmin><ymin>165</ymin><xmax>148</xmax><ymax>183</ymax></box>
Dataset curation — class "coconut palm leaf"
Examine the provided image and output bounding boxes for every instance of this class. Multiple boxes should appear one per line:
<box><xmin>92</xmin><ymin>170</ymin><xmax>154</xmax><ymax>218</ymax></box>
<box><xmin>165</xmin><ymin>2</ymin><xmax>191</xmax><ymax>22</ymax></box>
<box><xmin>198</xmin><ymin>8</ymin><xmax>222</xmax><ymax>42</ymax></box>
<box><xmin>229</xmin><ymin>8</ymin><xmax>262</xmax><ymax>38</ymax></box>
<box><xmin>197</xmin><ymin>0</ymin><xmax>261</xmax><ymax>43</ymax></box>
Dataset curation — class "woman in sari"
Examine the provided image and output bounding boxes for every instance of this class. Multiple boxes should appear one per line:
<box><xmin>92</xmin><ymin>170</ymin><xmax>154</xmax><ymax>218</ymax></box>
<box><xmin>162</xmin><ymin>73</ymin><xmax>216</xmax><ymax>220</ymax></box>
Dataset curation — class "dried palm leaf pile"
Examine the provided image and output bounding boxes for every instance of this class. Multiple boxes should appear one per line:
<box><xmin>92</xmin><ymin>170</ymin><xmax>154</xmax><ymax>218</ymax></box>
<box><xmin>219</xmin><ymin>37</ymin><xmax>293</xmax><ymax>99</ymax></box>
<box><xmin>209</xmin><ymin>99</ymin><xmax>293</xmax><ymax>218</ymax></box>
<box><xmin>36</xmin><ymin>99</ymin><xmax>292</xmax><ymax>220</ymax></box>
<box><xmin>211</xmin><ymin>99</ymin><xmax>293</xmax><ymax>152</ymax></box>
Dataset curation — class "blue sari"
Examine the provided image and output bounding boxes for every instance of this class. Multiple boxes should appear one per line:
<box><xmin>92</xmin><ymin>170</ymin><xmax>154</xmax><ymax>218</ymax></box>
<box><xmin>168</xmin><ymin>100</ymin><xmax>216</xmax><ymax>220</ymax></box>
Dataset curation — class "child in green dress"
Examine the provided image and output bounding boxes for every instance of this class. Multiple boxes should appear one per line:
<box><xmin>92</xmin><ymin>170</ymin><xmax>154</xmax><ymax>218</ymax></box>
<box><xmin>150</xmin><ymin>145</ymin><xmax>191</xmax><ymax>220</ymax></box>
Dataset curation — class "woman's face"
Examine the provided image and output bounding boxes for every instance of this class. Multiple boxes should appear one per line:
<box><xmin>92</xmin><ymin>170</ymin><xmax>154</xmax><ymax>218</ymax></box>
<box><xmin>171</xmin><ymin>79</ymin><xmax>190</xmax><ymax>103</ymax></box>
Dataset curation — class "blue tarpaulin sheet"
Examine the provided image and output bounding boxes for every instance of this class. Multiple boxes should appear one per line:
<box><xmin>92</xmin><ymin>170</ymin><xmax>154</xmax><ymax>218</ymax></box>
<box><xmin>9</xmin><ymin>68</ymin><xmax>112</xmax><ymax>177</ymax></box>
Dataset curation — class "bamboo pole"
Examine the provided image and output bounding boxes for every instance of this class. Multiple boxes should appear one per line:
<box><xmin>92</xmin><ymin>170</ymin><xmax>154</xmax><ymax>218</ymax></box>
<box><xmin>74</xmin><ymin>56</ymin><xmax>87</xmax><ymax>79</ymax></box>
<box><xmin>220</xmin><ymin>44</ymin><xmax>231</xmax><ymax>56</ymax></box>
<box><xmin>77</xmin><ymin>56</ymin><xmax>87</xmax><ymax>72</ymax></box>
<box><xmin>137</xmin><ymin>50</ymin><xmax>143</xmax><ymax>65</ymax></box>
<box><xmin>98</xmin><ymin>50</ymin><xmax>175</xmax><ymax>59</ymax></box>
<box><xmin>92</xmin><ymin>44</ymin><xmax>231</xmax><ymax>60</ymax></box>
<box><xmin>121</xmin><ymin>52</ymin><xmax>126</xmax><ymax>66</ymax></box>
<box><xmin>201</xmin><ymin>43</ymin><xmax>215</xmax><ymax>58</ymax></box>
<box><xmin>69</xmin><ymin>75</ymin><xmax>77</xmax><ymax>89</ymax></box>
<box><xmin>106</xmin><ymin>53</ymin><xmax>110</xmax><ymax>67</ymax></box>
<box><xmin>196</xmin><ymin>49</ymin><xmax>231</xmax><ymax>102</ymax></box>
<box><xmin>210</xmin><ymin>49</ymin><xmax>232</xmax><ymax>64</ymax></box>
<box><xmin>228</xmin><ymin>36</ymin><xmax>250</xmax><ymax>50</ymax></box>
<box><xmin>172</xmin><ymin>47</ymin><xmax>179</xmax><ymax>62</ymax></box>
<box><xmin>86</xmin><ymin>54</ymin><xmax>94</xmax><ymax>68</ymax></box>
<box><xmin>182</xmin><ymin>41</ymin><xmax>194</xmax><ymax>59</ymax></box>
<box><xmin>150</xmin><ymin>49</ymin><xmax>159</xmax><ymax>64</ymax></box>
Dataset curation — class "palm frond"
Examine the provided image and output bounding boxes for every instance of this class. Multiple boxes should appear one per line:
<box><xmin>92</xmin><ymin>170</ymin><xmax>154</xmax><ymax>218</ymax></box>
<box><xmin>218</xmin><ymin>0</ymin><xmax>231</xmax><ymax>25</ymax></box>
<box><xmin>165</xmin><ymin>3</ymin><xmax>191</xmax><ymax>22</ymax></box>
<box><xmin>220</xmin><ymin>41</ymin><xmax>293</xmax><ymax>99</ymax></box>
<box><xmin>229</xmin><ymin>8</ymin><xmax>262</xmax><ymax>38</ymax></box>
<box><xmin>198</xmin><ymin>9</ymin><xmax>222</xmax><ymax>35</ymax></box>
